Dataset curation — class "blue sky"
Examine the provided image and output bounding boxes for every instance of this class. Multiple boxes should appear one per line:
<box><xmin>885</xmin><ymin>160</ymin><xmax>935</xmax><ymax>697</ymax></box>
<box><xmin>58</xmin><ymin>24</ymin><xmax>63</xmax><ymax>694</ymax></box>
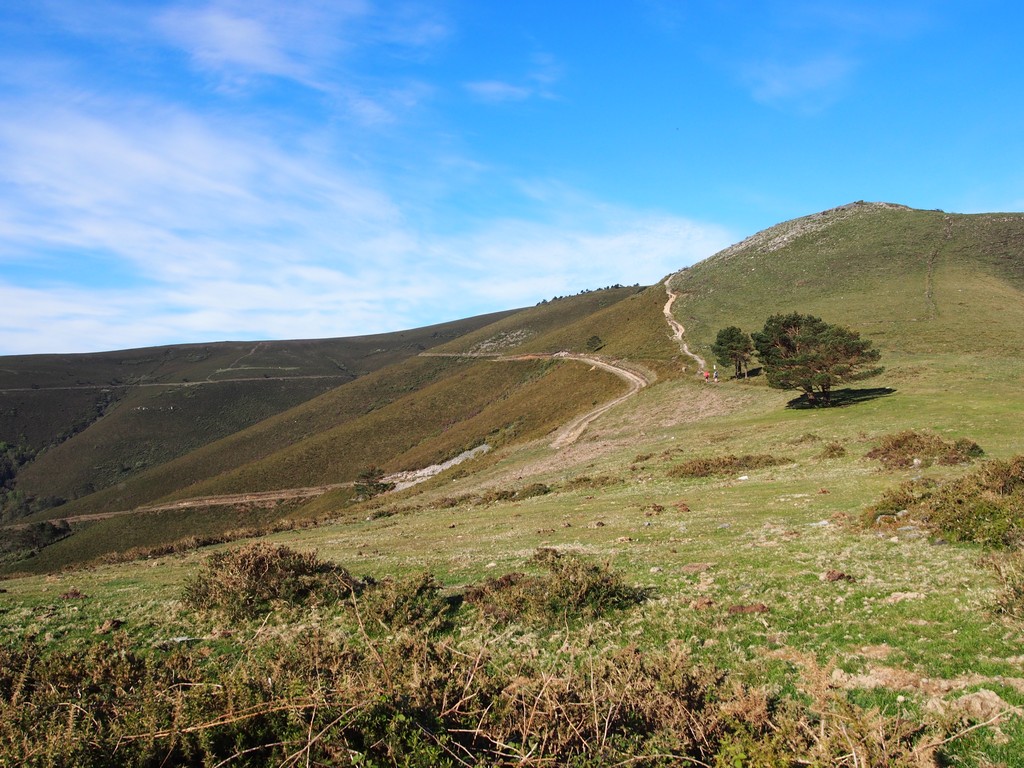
<box><xmin>1</xmin><ymin>1</ymin><xmax>1022</xmax><ymax>354</ymax></box>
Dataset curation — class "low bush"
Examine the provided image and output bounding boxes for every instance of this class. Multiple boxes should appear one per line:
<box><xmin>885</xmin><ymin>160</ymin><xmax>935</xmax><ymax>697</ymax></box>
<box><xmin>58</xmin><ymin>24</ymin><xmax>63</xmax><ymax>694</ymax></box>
<box><xmin>435</xmin><ymin>483</ymin><xmax>551</xmax><ymax>509</ymax></box>
<box><xmin>818</xmin><ymin>441</ymin><xmax>847</xmax><ymax>459</ymax></box>
<box><xmin>564</xmin><ymin>474</ymin><xmax>623</xmax><ymax>490</ymax></box>
<box><xmin>465</xmin><ymin>548</ymin><xmax>648</xmax><ymax>623</ymax></box>
<box><xmin>181</xmin><ymin>542</ymin><xmax>359</xmax><ymax>620</ymax></box>
<box><xmin>864</xmin><ymin>457</ymin><xmax>1024</xmax><ymax>547</ymax></box>
<box><xmin>0</xmin><ymin>631</ymin><xmax>942</xmax><ymax>767</ymax></box>
<box><xmin>992</xmin><ymin>551</ymin><xmax>1024</xmax><ymax>619</ymax></box>
<box><xmin>357</xmin><ymin>571</ymin><xmax>455</xmax><ymax>634</ymax></box>
<box><xmin>669</xmin><ymin>454</ymin><xmax>792</xmax><ymax>478</ymax></box>
<box><xmin>865</xmin><ymin>430</ymin><xmax>983</xmax><ymax>470</ymax></box>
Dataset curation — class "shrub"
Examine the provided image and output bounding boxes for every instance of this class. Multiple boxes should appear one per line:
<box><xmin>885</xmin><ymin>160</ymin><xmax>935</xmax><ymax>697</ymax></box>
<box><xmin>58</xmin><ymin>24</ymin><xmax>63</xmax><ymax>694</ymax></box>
<box><xmin>0</xmin><ymin>633</ymin><xmax>941</xmax><ymax>767</ymax></box>
<box><xmin>818</xmin><ymin>441</ymin><xmax>847</xmax><ymax>459</ymax></box>
<box><xmin>865</xmin><ymin>430</ymin><xmax>983</xmax><ymax>470</ymax></box>
<box><xmin>669</xmin><ymin>454</ymin><xmax>793</xmax><ymax>478</ymax></box>
<box><xmin>864</xmin><ymin>457</ymin><xmax>1024</xmax><ymax>547</ymax></box>
<box><xmin>992</xmin><ymin>551</ymin><xmax>1024</xmax><ymax>619</ymax></box>
<box><xmin>181</xmin><ymin>542</ymin><xmax>358</xmax><ymax>620</ymax></box>
<box><xmin>357</xmin><ymin>571</ymin><xmax>455</xmax><ymax>633</ymax></box>
<box><xmin>465</xmin><ymin>548</ymin><xmax>648</xmax><ymax>623</ymax></box>
<box><xmin>862</xmin><ymin>479</ymin><xmax>935</xmax><ymax>524</ymax></box>
<box><xmin>923</xmin><ymin>457</ymin><xmax>1024</xmax><ymax>546</ymax></box>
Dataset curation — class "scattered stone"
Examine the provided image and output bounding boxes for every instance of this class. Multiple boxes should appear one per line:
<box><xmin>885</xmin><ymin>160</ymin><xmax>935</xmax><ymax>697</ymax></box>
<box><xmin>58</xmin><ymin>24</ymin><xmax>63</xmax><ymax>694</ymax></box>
<box><xmin>562</xmin><ymin>522</ymin><xmax>572</xmax><ymax>528</ymax></box>
<box><xmin>717</xmin><ymin>523</ymin><xmax>731</xmax><ymax>529</ymax></box>
<box><xmin>808</xmin><ymin>520</ymin><xmax>831</xmax><ymax>527</ymax></box>
<box><xmin>59</xmin><ymin>588</ymin><xmax>87</xmax><ymax>600</ymax></box>
<box><xmin>727</xmin><ymin>603</ymin><xmax>769</xmax><ymax>615</ymax></box>
<box><xmin>485</xmin><ymin>562</ymin><xmax>497</xmax><ymax>569</ymax></box>
<box><xmin>691</xmin><ymin>596</ymin><xmax>715</xmax><ymax>610</ymax></box>
<box><xmin>821</xmin><ymin>569</ymin><xmax>856</xmax><ymax>582</ymax></box>
<box><xmin>738</xmin><ymin>475</ymin><xmax>749</xmax><ymax>481</ymax></box>
<box><xmin>675</xmin><ymin>501</ymin><xmax>691</xmax><ymax>512</ymax></box>
<box><xmin>818</xmin><ymin>488</ymin><xmax>830</xmax><ymax>494</ymax></box>
<box><xmin>592</xmin><ymin>521</ymin><xmax>605</xmax><ymax>527</ymax></box>
<box><xmin>94</xmin><ymin>618</ymin><xmax>124</xmax><ymax>634</ymax></box>
<box><xmin>616</xmin><ymin>536</ymin><xmax>634</xmax><ymax>543</ymax></box>
<box><xmin>649</xmin><ymin>566</ymin><xmax>663</xmax><ymax>574</ymax></box>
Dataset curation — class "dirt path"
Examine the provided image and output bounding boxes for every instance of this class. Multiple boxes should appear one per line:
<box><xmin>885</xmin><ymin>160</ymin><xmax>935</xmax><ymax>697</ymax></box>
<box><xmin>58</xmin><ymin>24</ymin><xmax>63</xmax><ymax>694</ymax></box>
<box><xmin>422</xmin><ymin>351</ymin><xmax>653</xmax><ymax>449</ymax></box>
<box><xmin>663</xmin><ymin>279</ymin><xmax>707</xmax><ymax>373</ymax></box>
<box><xmin>5</xmin><ymin>446</ymin><xmax>496</xmax><ymax>530</ymax></box>
<box><xmin>7</xmin><ymin>305</ymin><xmax>674</xmax><ymax>528</ymax></box>
<box><xmin>546</xmin><ymin>354</ymin><xmax>650</xmax><ymax>448</ymax></box>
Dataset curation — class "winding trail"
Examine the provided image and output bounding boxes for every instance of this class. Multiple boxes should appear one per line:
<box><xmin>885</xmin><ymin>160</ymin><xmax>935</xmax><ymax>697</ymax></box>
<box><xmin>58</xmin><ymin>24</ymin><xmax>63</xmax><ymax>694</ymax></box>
<box><xmin>422</xmin><ymin>351</ymin><xmax>653</xmax><ymax>449</ymax></box>
<box><xmin>663</xmin><ymin>278</ymin><xmax>707</xmax><ymax>373</ymax></box>
<box><xmin>6</xmin><ymin>293</ymin><xmax>689</xmax><ymax>528</ymax></box>
<box><xmin>546</xmin><ymin>354</ymin><xmax>649</xmax><ymax>449</ymax></box>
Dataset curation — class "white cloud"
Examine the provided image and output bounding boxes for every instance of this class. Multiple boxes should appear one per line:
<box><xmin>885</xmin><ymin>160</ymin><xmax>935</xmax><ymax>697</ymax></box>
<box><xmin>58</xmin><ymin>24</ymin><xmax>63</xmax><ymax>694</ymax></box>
<box><xmin>155</xmin><ymin>0</ymin><xmax>367</xmax><ymax>85</ymax></box>
<box><xmin>742</xmin><ymin>53</ymin><xmax>856</xmax><ymax>111</ymax></box>
<box><xmin>464</xmin><ymin>80</ymin><xmax>533</xmax><ymax>103</ymax></box>
<box><xmin>465</xmin><ymin>52</ymin><xmax>562</xmax><ymax>104</ymax></box>
<box><xmin>0</xmin><ymin>2</ymin><xmax>733</xmax><ymax>355</ymax></box>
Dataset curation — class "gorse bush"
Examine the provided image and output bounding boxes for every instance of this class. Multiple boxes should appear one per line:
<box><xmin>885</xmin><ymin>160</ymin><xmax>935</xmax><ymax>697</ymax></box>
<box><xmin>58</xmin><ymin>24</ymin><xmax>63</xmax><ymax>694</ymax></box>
<box><xmin>865</xmin><ymin>430</ymin><xmax>984</xmax><ymax>470</ymax></box>
<box><xmin>0</xmin><ymin>631</ymin><xmax>941</xmax><ymax>767</ymax></box>
<box><xmin>356</xmin><ymin>571</ymin><xmax>455</xmax><ymax>634</ymax></box>
<box><xmin>865</xmin><ymin>456</ymin><xmax>1024</xmax><ymax>547</ymax></box>
<box><xmin>181</xmin><ymin>542</ymin><xmax>359</xmax><ymax>619</ymax></box>
<box><xmin>923</xmin><ymin>457</ymin><xmax>1024</xmax><ymax>546</ymax></box>
<box><xmin>465</xmin><ymin>548</ymin><xmax>648</xmax><ymax>623</ymax></box>
<box><xmin>669</xmin><ymin>454</ymin><xmax>792</xmax><ymax>478</ymax></box>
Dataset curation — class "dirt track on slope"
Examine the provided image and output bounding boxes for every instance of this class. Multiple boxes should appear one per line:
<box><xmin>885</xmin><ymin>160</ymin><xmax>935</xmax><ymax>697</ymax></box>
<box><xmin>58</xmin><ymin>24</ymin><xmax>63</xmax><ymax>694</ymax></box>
<box><xmin>6</xmin><ymin>300</ymin><xmax>681</xmax><ymax>528</ymax></box>
<box><xmin>663</xmin><ymin>279</ymin><xmax>707</xmax><ymax>373</ymax></box>
<box><xmin>545</xmin><ymin>354</ymin><xmax>650</xmax><ymax>448</ymax></box>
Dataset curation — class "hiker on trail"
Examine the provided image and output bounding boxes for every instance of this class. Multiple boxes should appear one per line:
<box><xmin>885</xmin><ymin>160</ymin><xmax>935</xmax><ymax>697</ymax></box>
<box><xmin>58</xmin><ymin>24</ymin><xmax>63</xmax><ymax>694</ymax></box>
<box><xmin>713</xmin><ymin>367</ymin><xmax>718</xmax><ymax>382</ymax></box>
<box><xmin>703</xmin><ymin>370</ymin><xmax>710</xmax><ymax>383</ymax></box>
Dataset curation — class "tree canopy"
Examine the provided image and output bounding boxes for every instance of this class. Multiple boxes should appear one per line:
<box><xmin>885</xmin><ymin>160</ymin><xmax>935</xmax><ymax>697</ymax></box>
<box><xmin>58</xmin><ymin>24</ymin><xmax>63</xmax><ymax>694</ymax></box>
<box><xmin>710</xmin><ymin>326</ymin><xmax>754</xmax><ymax>378</ymax></box>
<box><xmin>751</xmin><ymin>313</ymin><xmax>882</xmax><ymax>404</ymax></box>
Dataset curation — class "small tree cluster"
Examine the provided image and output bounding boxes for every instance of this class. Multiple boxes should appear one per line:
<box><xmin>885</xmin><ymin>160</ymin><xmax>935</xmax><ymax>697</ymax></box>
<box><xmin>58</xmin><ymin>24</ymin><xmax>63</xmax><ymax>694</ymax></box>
<box><xmin>710</xmin><ymin>326</ymin><xmax>754</xmax><ymax>378</ymax></box>
<box><xmin>710</xmin><ymin>313</ymin><xmax>882</xmax><ymax>405</ymax></box>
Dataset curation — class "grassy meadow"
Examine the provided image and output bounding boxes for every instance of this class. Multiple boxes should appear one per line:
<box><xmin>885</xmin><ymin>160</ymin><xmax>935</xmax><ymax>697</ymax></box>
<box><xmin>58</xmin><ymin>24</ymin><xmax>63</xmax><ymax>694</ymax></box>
<box><xmin>2</xmin><ymin>203</ymin><xmax>1024</xmax><ymax>765</ymax></box>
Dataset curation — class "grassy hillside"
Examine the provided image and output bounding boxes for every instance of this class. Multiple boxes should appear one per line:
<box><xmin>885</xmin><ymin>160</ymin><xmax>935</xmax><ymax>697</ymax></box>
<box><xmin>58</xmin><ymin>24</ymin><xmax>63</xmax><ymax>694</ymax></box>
<box><xmin>2</xmin><ymin>203</ymin><xmax>1024</xmax><ymax>764</ymax></box>
<box><xmin>435</xmin><ymin>283</ymin><xmax>688</xmax><ymax>374</ymax></box>
<box><xmin>1</xmin><ymin>310</ymin><xmax>517</xmax><ymax>515</ymax></box>
<box><xmin>669</xmin><ymin>202</ymin><xmax>1024</xmax><ymax>357</ymax></box>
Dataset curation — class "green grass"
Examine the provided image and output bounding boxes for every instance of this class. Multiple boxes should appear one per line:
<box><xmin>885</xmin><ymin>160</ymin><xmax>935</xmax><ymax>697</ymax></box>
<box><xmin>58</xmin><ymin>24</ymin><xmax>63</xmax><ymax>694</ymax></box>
<box><xmin>2</xmin><ymin>203</ymin><xmax>1024</xmax><ymax>763</ymax></box>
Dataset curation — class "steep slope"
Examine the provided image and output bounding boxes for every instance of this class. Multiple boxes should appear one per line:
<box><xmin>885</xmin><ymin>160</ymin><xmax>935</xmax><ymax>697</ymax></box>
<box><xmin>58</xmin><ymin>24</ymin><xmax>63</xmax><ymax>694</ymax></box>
<box><xmin>1</xmin><ymin>311</ymin><xmax>517</xmax><ymax>514</ymax></box>
<box><xmin>9</xmin><ymin>289</ymin><xmax>639</xmax><ymax>524</ymax></box>
<box><xmin>667</xmin><ymin>202</ymin><xmax>1024</xmax><ymax>357</ymax></box>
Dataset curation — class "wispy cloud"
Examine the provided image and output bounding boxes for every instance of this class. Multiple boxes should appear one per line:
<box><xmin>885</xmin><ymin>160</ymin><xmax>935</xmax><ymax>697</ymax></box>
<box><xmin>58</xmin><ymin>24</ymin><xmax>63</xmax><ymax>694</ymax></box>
<box><xmin>723</xmin><ymin>2</ymin><xmax>930</xmax><ymax>113</ymax></box>
<box><xmin>0</xmin><ymin>1</ymin><xmax>733</xmax><ymax>355</ymax></box>
<box><xmin>741</xmin><ymin>53</ymin><xmax>856</xmax><ymax>112</ymax></box>
<box><xmin>465</xmin><ymin>52</ymin><xmax>562</xmax><ymax>103</ymax></box>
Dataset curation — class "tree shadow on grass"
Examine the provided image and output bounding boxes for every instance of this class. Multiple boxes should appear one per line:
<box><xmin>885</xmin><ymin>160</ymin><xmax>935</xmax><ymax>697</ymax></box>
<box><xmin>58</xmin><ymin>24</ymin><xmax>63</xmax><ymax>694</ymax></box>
<box><xmin>786</xmin><ymin>387</ymin><xmax>897</xmax><ymax>410</ymax></box>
